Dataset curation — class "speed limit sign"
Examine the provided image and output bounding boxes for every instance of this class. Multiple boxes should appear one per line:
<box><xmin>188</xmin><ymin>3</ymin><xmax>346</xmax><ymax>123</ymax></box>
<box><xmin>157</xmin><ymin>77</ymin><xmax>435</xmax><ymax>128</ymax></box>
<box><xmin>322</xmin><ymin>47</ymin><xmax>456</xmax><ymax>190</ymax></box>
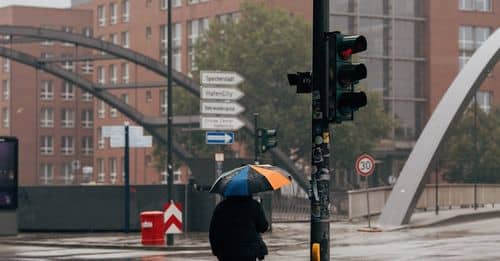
<box><xmin>355</xmin><ymin>154</ymin><xmax>375</xmax><ymax>177</ymax></box>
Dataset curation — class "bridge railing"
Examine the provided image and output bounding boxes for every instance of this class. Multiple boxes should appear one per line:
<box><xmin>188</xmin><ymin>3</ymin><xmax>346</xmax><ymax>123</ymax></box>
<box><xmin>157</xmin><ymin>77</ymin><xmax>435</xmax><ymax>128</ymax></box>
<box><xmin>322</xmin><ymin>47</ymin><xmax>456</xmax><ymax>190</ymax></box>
<box><xmin>348</xmin><ymin>184</ymin><xmax>500</xmax><ymax>219</ymax></box>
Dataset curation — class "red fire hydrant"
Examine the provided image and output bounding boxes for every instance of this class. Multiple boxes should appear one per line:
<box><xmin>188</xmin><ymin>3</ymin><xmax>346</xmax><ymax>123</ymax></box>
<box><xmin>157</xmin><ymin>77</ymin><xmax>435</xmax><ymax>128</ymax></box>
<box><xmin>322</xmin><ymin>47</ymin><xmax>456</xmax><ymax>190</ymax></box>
<box><xmin>140</xmin><ymin>211</ymin><xmax>165</xmax><ymax>245</ymax></box>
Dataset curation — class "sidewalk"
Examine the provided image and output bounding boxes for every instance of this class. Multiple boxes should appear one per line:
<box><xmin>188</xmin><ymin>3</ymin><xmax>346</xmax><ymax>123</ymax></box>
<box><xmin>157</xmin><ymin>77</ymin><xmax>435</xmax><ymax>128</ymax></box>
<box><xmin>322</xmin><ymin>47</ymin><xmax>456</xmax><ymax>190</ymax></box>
<box><xmin>1</xmin><ymin>206</ymin><xmax>499</xmax><ymax>251</ymax></box>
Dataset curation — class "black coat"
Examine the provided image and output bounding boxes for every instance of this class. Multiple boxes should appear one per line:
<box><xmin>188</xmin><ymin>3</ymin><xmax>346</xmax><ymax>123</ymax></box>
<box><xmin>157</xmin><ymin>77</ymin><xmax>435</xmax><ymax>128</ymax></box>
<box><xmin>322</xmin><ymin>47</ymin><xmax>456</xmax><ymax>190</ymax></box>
<box><xmin>209</xmin><ymin>196</ymin><xmax>269</xmax><ymax>259</ymax></box>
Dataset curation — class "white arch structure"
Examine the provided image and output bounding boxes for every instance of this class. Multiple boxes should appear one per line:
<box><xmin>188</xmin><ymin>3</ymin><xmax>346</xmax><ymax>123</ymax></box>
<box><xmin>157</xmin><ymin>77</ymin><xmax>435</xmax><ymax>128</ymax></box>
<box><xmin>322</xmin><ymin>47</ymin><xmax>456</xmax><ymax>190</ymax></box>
<box><xmin>379</xmin><ymin>28</ymin><xmax>500</xmax><ymax>226</ymax></box>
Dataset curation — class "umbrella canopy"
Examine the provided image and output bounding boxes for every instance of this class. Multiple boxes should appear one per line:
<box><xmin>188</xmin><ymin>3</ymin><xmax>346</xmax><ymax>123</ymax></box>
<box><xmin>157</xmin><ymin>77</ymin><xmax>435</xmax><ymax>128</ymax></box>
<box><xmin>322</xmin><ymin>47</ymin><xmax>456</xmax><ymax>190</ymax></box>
<box><xmin>209</xmin><ymin>164</ymin><xmax>292</xmax><ymax>197</ymax></box>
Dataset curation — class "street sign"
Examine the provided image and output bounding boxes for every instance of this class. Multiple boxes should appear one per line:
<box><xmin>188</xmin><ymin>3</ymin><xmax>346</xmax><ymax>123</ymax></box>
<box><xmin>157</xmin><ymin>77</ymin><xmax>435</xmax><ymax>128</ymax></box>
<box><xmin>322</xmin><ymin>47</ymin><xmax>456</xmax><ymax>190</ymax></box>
<box><xmin>200</xmin><ymin>101</ymin><xmax>245</xmax><ymax>115</ymax></box>
<box><xmin>102</xmin><ymin>125</ymin><xmax>124</xmax><ymax>137</ymax></box>
<box><xmin>164</xmin><ymin>201</ymin><xmax>183</xmax><ymax>234</ymax></box>
<box><xmin>130</xmin><ymin>135</ymin><xmax>152</xmax><ymax>148</ymax></box>
<box><xmin>201</xmin><ymin>86</ymin><xmax>244</xmax><ymax>100</ymax></box>
<box><xmin>206</xmin><ymin>131</ymin><xmax>234</xmax><ymax>145</ymax></box>
<box><xmin>200</xmin><ymin>117</ymin><xmax>245</xmax><ymax>130</ymax></box>
<box><xmin>355</xmin><ymin>154</ymin><xmax>376</xmax><ymax>177</ymax></box>
<box><xmin>201</xmin><ymin>71</ymin><xmax>244</xmax><ymax>86</ymax></box>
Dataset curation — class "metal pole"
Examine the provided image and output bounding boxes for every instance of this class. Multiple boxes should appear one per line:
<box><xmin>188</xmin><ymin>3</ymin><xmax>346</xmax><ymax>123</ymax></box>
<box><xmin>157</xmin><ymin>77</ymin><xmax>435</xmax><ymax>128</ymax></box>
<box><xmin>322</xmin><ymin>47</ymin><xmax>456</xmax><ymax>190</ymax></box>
<box><xmin>473</xmin><ymin>94</ymin><xmax>477</xmax><ymax>210</ymax></box>
<box><xmin>435</xmin><ymin>157</ymin><xmax>439</xmax><ymax>215</ymax></box>
<box><xmin>366</xmin><ymin>177</ymin><xmax>371</xmax><ymax>228</ymax></box>
<box><xmin>254</xmin><ymin>113</ymin><xmax>259</xmax><ymax>164</ymax></box>
<box><xmin>166</xmin><ymin>0</ymin><xmax>175</xmax><ymax>246</ymax></box>
<box><xmin>311</xmin><ymin>0</ymin><xmax>331</xmax><ymax>260</ymax></box>
<box><xmin>124</xmin><ymin>123</ymin><xmax>130</xmax><ymax>233</ymax></box>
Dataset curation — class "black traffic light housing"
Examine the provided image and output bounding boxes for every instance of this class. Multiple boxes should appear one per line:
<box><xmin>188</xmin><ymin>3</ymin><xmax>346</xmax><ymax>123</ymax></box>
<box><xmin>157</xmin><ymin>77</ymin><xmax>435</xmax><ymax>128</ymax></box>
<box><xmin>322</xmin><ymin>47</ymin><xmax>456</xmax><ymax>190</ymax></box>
<box><xmin>327</xmin><ymin>32</ymin><xmax>368</xmax><ymax>124</ymax></box>
<box><xmin>257</xmin><ymin>128</ymin><xmax>278</xmax><ymax>153</ymax></box>
<box><xmin>287</xmin><ymin>72</ymin><xmax>312</xmax><ymax>93</ymax></box>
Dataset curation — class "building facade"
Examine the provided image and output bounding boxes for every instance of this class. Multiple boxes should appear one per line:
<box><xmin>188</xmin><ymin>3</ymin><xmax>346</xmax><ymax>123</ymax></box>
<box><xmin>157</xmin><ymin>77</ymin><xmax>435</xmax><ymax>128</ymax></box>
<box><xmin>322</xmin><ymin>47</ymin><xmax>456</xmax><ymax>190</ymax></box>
<box><xmin>0</xmin><ymin>6</ymin><xmax>93</xmax><ymax>185</ymax></box>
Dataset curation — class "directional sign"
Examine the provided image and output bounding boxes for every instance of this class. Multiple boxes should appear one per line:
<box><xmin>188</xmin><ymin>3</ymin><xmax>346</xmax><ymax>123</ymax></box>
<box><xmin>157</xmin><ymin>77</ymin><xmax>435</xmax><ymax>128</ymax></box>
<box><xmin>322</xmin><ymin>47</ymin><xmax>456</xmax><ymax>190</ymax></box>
<box><xmin>130</xmin><ymin>136</ymin><xmax>152</xmax><ymax>148</ymax></box>
<box><xmin>102</xmin><ymin>125</ymin><xmax>124</xmax><ymax>137</ymax></box>
<box><xmin>200</xmin><ymin>101</ymin><xmax>245</xmax><ymax>115</ymax></box>
<box><xmin>206</xmin><ymin>131</ymin><xmax>234</xmax><ymax>145</ymax></box>
<box><xmin>200</xmin><ymin>116</ymin><xmax>245</xmax><ymax>130</ymax></box>
<box><xmin>201</xmin><ymin>86</ymin><xmax>244</xmax><ymax>100</ymax></box>
<box><xmin>355</xmin><ymin>154</ymin><xmax>376</xmax><ymax>177</ymax></box>
<box><xmin>201</xmin><ymin>71</ymin><xmax>244</xmax><ymax>86</ymax></box>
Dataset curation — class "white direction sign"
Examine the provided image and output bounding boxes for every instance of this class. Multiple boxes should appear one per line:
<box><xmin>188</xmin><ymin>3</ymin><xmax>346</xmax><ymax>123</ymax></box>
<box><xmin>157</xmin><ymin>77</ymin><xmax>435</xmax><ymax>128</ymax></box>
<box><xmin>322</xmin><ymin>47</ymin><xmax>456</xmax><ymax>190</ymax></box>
<box><xmin>201</xmin><ymin>87</ymin><xmax>244</xmax><ymax>100</ymax></box>
<box><xmin>200</xmin><ymin>101</ymin><xmax>245</xmax><ymax>115</ymax></box>
<box><xmin>102</xmin><ymin>125</ymin><xmax>124</xmax><ymax>137</ymax></box>
<box><xmin>201</xmin><ymin>71</ymin><xmax>244</xmax><ymax>86</ymax></box>
<box><xmin>200</xmin><ymin>116</ymin><xmax>245</xmax><ymax>130</ymax></box>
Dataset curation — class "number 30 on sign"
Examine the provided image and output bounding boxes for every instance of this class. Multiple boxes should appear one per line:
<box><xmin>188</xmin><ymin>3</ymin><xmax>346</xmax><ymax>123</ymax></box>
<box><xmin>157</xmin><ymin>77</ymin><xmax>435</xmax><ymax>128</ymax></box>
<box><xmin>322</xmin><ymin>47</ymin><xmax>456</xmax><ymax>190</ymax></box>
<box><xmin>355</xmin><ymin>154</ymin><xmax>376</xmax><ymax>177</ymax></box>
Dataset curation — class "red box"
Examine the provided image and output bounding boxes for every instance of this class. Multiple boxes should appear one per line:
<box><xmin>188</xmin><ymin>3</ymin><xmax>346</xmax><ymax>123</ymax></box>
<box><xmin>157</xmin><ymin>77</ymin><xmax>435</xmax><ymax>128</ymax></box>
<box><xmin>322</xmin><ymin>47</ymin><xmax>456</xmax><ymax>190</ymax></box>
<box><xmin>140</xmin><ymin>211</ymin><xmax>165</xmax><ymax>245</ymax></box>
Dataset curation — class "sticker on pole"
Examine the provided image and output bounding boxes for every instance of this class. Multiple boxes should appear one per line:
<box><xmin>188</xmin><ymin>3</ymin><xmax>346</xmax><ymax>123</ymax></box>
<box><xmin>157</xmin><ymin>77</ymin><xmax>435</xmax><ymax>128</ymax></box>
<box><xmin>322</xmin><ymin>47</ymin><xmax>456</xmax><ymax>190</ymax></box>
<box><xmin>355</xmin><ymin>154</ymin><xmax>375</xmax><ymax>177</ymax></box>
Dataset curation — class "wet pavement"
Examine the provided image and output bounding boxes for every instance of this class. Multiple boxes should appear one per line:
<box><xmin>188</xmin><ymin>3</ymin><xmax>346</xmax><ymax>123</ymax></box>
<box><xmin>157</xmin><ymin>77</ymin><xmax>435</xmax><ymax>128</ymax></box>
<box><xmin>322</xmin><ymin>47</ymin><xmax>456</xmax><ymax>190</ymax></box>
<box><xmin>1</xmin><ymin>207</ymin><xmax>500</xmax><ymax>260</ymax></box>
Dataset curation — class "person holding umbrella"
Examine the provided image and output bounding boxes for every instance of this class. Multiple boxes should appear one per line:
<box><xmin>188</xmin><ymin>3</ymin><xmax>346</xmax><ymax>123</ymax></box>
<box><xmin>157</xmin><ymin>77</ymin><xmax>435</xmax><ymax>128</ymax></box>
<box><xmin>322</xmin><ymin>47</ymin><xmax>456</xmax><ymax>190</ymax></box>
<box><xmin>209</xmin><ymin>164</ymin><xmax>292</xmax><ymax>261</ymax></box>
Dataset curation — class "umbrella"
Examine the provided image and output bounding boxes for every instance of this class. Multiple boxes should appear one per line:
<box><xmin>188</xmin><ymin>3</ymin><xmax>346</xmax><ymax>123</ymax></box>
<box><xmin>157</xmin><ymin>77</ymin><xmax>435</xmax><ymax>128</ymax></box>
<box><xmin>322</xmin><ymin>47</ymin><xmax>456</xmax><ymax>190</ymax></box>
<box><xmin>209</xmin><ymin>164</ymin><xmax>292</xmax><ymax>197</ymax></box>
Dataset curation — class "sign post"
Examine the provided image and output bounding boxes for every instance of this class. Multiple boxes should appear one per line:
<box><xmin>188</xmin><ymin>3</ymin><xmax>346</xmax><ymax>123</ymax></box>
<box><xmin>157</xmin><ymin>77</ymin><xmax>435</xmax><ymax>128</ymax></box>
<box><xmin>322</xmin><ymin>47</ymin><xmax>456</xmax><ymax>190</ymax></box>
<box><xmin>355</xmin><ymin>154</ymin><xmax>376</xmax><ymax>230</ymax></box>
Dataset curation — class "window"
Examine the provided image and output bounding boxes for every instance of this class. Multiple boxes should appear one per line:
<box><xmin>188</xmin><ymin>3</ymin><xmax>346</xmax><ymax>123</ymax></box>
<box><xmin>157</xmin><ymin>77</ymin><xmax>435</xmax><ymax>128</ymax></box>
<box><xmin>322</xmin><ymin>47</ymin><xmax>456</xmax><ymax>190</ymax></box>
<box><xmin>83</xmin><ymin>27</ymin><xmax>92</xmax><ymax>37</ymax></box>
<box><xmin>82</xmin><ymin>61</ymin><xmax>94</xmax><ymax>75</ymax></box>
<box><xmin>40</xmin><ymin>80</ymin><xmax>54</xmax><ymax>100</ymax></box>
<box><xmin>146</xmin><ymin>26</ymin><xmax>152</xmax><ymax>39</ymax></box>
<box><xmin>61</xmin><ymin>82</ymin><xmax>74</xmax><ymax>100</ymax></box>
<box><xmin>61</xmin><ymin>108</ymin><xmax>75</xmax><ymax>128</ymax></box>
<box><xmin>121</xmin><ymin>93</ymin><xmax>129</xmax><ymax>104</ymax></box>
<box><xmin>39</xmin><ymin>163</ymin><xmax>54</xmax><ymax>185</ymax></box>
<box><xmin>187</xmin><ymin>18</ymin><xmax>209</xmax><ymax>71</ymax></box>
<box><xmin>160</xmin><ymin>23</ymin><xmax>182</xmax><ymax>71</ymax></box>
<box><xmin>122</xmin><ymin>0</ymin><xmax>130</xmax><ymax>22</ymax></box>
<box><xmin>161</xmin><ymin>0</ymin><xmax>182</xmax><ymax>8</ymax></box>
<box><xmin>109</xmin><ymin>158</ymin><xmax>117</xmax><ymax>184</ymax></box>
<box><xmin>98</xmin><ymin>127</ymin><xmax>105</xmax><ymax>149</ymax></box>
<box><xmin>1</xmin><ymin>107</ymin><xmax>8</xmax><ymax>128</ymax></box>
<box><xmin>62</xmin><ymin>27</ymin><xmax>74</xmax><ymax>46</ymax></box>
<box><xmin>98</xmin><ymin>36</ymin><xmax>106</xmax><ymax>55</ymax></box>
<box><xmin>82</xmin><ymin>136</ymin><xmax>93</xmax><ymax>156</ymax></box>
<box><xmin>41</xmin><ymin>25</ymin><xmax>55</xmax><ymax>45</ymax></box>
<box><xmin>82</xmin><ymin>92</ymin><xmax>93</xmax><ymax>102</ymax></box>
<box><xmin>121</xmin><ymin>31</ymin><xmax>130</xmax><ymax>48</ymax></box>
<box><xmin>40</xmin><ymin>108</ymin><xmax>54</xmax><ymax>128</ymax></box>
<box><xmin>110</xmin><ymin>107</ymin><xmax>118</xmax><ymax>118</ymax></box>
<box><xmin>459</xmin><ymin>26</ymin><xmax>491</xmax><ymax>70</ymax></box>
<box><xmin>459</xmin><ymin>0</ymin><xmax>491</xmax><ymax>11</ymax></box>
<box><xmin>98</xmin><ymin>66</ymin><xmax>106</xmax><ymax>84</ymax></box>
<box><xmin>97</xmin><ymin>158</ymin><xmax>105</xmax><ymax>183</ymax></box>
<box><xmin>2</xmin><ymin>79</ymin><xmax>9</xmax><ymax>100</ymax></box>
<box><xmin>98</xmin><ymin>5</ymin><xmax>106</xmax><ymax>26</ymax></box>
<box><xmin>81</xmin><ymin>109</ymin><xmax>93</xmax><ymax>128</ymax></box>
<box><xmin>61</xmin><ymin>136</ymin><xmax>75</xmax><ymax>155</ymax></box>
<box><xmin>3</xmin><ymin>58</ymin><xmax>10</xmax><ymax>73</ymax></box>
<box><xmin>61</xmin><ymin>55</ymin><xmax>75</xmax><ymax>71</ymax></box>
<box><xmin>476</xmin><ymin>91</ymin><xmax>492</xmax><ymax>113</ymax></box>
<box><xmin>110</xmin><ymin>33</ymin><xmax>118</xmax><ymax>44</ymax></box>
<box><xmin>40</xmin><ymin>136</ymin><xmax>53</xmax><ymax>155</ymax></box>
<box><xmin>98</xmin><ymin>101</ymin><xmax>106</xmax><ymax>118</ymax></box>
<box><xmin>61</xmin><ymin>163</ymin><xmax>73</xmax><ymax>185</ymax></box>
<box><xmin>122</xmin><ymin>63</ymin><xmax>129</xmax><ymax>83</ymax></box>
<box><xmin>146</xmin><ymin>91</ymin><xmax>152</xmax><ymax>103</ymax></box>
<box><xmin>160</xmin><ymin>89</ymin><xmax>168</xmax><ymax>114</ymax></box>
<box><xmin>110</xmin><ymin>2</ymin><xmax>118</xmax><ymax>24</ymax></box>
<box><xmin>109</xmin><ymin>64</ymin><xmax>117</xmax><ymax>84</ymax></box>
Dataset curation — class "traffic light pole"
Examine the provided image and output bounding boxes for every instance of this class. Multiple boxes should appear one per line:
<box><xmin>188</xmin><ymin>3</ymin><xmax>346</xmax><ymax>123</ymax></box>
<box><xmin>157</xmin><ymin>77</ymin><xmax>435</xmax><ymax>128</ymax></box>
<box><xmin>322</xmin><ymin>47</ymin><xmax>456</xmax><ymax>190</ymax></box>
<box><xmin>166</xmin><ymin>0</ymin><xmax>174</xmax><ymax>246</ymax></box>
<box><xmin>254</xmin><ymin>112</ymin><xmax>260</xmax><ymax>164</ymax></box>
<box><xmin>311</xmin><ymin>0</ymin><xmax>331</xmax><ymax>260</ymax></box>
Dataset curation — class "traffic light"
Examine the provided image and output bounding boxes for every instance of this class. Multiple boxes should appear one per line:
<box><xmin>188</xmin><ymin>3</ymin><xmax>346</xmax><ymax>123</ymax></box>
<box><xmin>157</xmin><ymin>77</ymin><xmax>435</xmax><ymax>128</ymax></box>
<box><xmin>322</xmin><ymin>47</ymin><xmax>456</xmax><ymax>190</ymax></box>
<box><xmin>327</xmin><ymin>32</ymin><xmax>368</xmax><ymax>123</ymax></box>
<box><xmin>257</xmin><ymin>128</ymin><xmax>278</xmax><ymax>153</ymax></box>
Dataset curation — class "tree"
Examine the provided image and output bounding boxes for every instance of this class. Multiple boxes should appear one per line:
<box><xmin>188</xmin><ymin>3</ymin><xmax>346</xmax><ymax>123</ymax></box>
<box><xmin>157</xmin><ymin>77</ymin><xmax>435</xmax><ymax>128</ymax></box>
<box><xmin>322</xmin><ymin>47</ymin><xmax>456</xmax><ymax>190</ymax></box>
<box><xmin>442</xmin><ymin>106</ymin><xmax>500</xmax><ymax>183</ymax></box>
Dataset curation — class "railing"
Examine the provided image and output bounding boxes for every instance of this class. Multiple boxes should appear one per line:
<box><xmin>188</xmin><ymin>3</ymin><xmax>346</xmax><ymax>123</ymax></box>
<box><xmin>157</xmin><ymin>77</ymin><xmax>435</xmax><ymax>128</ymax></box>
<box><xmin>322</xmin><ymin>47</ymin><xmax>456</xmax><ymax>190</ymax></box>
<box><xmin>348</xmin><ymin>184</ymin><xmax>500</xmax><ymax>219</ymax></box>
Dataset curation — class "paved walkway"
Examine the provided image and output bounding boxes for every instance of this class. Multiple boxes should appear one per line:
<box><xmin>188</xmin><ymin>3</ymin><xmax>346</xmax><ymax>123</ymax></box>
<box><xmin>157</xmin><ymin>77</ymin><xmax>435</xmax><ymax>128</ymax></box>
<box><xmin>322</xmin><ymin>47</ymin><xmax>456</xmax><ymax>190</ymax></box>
<box><xmin>1</xmin><ymin>206</ymin><xmax>499</xmax><ymax>251</ymax></box>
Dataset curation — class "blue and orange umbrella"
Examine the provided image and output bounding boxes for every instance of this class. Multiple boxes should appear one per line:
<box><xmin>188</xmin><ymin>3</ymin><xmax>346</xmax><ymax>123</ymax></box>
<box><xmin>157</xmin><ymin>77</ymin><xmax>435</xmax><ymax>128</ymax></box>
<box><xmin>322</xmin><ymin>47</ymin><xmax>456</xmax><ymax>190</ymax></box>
<box><xmin>209</xmin><ymin>164</ymin><xmax>292</xmax><ymax>197</ymax></box>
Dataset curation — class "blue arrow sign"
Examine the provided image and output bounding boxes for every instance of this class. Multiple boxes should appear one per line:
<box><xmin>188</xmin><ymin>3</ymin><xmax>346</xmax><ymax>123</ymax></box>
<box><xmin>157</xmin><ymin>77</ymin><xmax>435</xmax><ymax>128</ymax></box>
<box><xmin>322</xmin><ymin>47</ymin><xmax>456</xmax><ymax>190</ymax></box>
<box><xmin>206</xmin><ymin>131</ymin><xmax>234</xmax><ymax>145</ymax></box>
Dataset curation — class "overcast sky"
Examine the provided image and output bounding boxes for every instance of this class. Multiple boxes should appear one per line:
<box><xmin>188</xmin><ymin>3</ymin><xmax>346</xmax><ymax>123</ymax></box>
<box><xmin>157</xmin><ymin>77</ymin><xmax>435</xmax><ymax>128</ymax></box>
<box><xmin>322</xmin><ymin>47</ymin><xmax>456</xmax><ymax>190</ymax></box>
<box><xmin>0</xmin><ymin>0</ymin><xmax>71</xmax><ymax>8</ymax></box>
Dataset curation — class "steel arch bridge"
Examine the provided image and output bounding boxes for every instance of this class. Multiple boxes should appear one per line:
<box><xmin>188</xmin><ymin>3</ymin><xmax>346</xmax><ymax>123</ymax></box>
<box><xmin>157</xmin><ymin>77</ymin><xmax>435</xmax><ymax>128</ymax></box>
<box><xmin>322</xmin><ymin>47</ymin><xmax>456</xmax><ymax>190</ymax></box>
<box><xmin>379</xmin><ymin>28</ymin><xmax>500</xmax><ymax>226</ymax></box>
<box><xmin>0</xmin><ymin>25</ymin><xmax>308</xmax><ymax>189</ymax></box>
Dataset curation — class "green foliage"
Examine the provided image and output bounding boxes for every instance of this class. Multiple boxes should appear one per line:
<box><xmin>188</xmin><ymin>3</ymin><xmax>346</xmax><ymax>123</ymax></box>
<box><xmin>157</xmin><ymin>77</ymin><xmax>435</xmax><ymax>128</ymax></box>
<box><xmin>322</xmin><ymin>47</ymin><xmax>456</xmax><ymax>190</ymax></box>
<box><xmin>442</xmin><ymin>106</ymin><xmax>500</xmax><ymax>183</ymax></box>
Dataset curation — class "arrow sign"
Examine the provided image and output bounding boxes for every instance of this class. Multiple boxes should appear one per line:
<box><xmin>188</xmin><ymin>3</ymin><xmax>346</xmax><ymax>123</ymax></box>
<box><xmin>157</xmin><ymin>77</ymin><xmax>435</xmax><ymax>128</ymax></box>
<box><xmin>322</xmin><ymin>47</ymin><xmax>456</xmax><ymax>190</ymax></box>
<box><xmin>201</xmin><ymin>86</ymin><xmax>244</xmax><ymax>100</ymax></box>
<box><xmin>201</xmin><ymin>71</ymin><xmax>244</xmax><ymax>86</ymax></box>
<box><xmin>200</xmin><ymin>116</ymin><xmax>245</xmax><ymax>130</ymax></box>
<box><xmin>200</xmin><ymin>101</ymin><xmax>245</xmax><ymax>115</ymax></box>
<box><xmin>206</xmin><ymin>131</ymin><xmax>234</xmax><ymax>145</ymax></box>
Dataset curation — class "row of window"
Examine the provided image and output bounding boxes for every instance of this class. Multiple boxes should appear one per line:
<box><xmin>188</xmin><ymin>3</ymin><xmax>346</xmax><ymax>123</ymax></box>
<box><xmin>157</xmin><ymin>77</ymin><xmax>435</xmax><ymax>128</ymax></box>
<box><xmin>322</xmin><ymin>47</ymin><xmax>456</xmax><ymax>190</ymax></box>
<box><xmin>2</xmin><ymin>79</ymin><xmax>9</xmax><ymax>101</ymax></box>
<box><xmin>39</xmin><ymin>162</ymin><xmax>80</xmax><ymax>185</ymax></box>
<box><xmin>1</xmin><ymin>107</ymin><xmax>8</xmax><ymax>128</ymax></box>
<box><xmin>40</xmin><ymin>25</ymin><xmax>93</xmax><ymax>46</ymax></box>
<box><xmin>39</xmin><ymin>81</ymin><xmax>93</xmax><ymax>101</ymax></box>
<box><xmin>98</xmin><ymin>0</ymin><xmax>130</xmax><ymax>27</ymax></box>
<box><xmin>97</xmin><ymin>63</ymin><xmax>129</xmax><ymax>85</ymax></box>
<box><xmin>40</xmin><ymin>108</ymin><xmax>93</xmax><ymax>128</ymax></box>
<box><xmin>459</xmin><ymin>0</ymin><xmax>492</xmax><ymax>12</ymax></box>
<box><xmin>40</xmin><ymin>136</ymin><xmax>93</xmax><ymax>156</ymax></box>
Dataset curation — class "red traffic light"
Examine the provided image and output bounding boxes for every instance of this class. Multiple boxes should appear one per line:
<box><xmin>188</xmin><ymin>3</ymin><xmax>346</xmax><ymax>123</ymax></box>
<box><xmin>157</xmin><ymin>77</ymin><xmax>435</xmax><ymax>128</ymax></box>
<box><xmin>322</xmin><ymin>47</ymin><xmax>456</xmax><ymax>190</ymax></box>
<box><xmin>339</xmin><ymin>35</ymin><xmax>367</xmax><ymax>60</ymax></box>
